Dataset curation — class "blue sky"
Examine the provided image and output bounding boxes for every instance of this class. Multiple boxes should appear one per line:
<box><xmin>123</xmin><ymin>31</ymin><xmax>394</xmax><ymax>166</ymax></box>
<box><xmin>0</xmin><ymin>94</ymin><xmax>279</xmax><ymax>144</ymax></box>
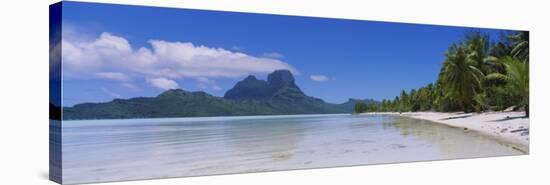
<box><xmin>59</xmin><ymin>1</ymin><xmax>510</xmax><ymax>106</ymax></box>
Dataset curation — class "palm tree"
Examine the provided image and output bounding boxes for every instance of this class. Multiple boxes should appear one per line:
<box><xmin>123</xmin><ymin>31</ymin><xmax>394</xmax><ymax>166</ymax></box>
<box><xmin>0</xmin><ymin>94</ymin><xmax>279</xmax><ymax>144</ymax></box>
<box><xmin>509</xmin><ymin>31</ymin><xmax>529</xmax><ymax>63</ymax></box>
<box><xmin>465</xmin><ymin>32</ymin><xmax>490</xmax><ymax>73</ymax></box>
<box><xmin>502</xmin><ymin>56</ymin><xmax>529</xmax><ymax>116</ymax></box>
<box><xmin>398</xmin><ymin>90</ymin><xmax>409</xmax><ymax>113</ymax></box>
<box><xmin>440</xmin><ymin>44</ymin><xmax>485</xmax><ymax>112</ymax></box>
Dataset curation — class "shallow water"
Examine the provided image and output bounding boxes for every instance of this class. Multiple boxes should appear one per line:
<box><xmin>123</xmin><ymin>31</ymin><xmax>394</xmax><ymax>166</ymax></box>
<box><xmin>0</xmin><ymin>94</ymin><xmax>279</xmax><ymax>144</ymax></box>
<box><xmin>60</xmin><ymin>114</ymin><xmax>522</xmax><ymax>184</ymax></box>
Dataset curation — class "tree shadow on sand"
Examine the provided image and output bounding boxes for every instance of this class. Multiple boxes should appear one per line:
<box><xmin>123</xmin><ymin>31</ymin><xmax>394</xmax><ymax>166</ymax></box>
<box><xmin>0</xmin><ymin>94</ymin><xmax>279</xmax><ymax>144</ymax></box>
<box><xmin>491</xmin><ymin>115</ymin><xmax>527</xmax><ymax>122</ymax></box>
<box><xmin>440</xmin><ymin>114</ymin><xmax>473</xmax><ymax>120</ymax></box>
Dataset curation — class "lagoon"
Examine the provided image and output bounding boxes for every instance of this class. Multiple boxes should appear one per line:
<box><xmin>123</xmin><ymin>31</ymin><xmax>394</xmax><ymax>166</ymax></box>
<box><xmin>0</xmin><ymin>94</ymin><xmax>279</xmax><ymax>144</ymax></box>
<box><xmin>61</xmin><ymin>114</ymin><xmax>522</xmax><ymax>184</ymax></box>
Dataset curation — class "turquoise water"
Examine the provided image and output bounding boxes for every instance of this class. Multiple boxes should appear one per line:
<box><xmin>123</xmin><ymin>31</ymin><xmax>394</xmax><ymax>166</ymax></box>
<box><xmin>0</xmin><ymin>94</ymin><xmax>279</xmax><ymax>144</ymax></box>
<box><xmin>61</xmin><ymin>114</ymin><xmax>522</xmax><ymax>184</ymax></box>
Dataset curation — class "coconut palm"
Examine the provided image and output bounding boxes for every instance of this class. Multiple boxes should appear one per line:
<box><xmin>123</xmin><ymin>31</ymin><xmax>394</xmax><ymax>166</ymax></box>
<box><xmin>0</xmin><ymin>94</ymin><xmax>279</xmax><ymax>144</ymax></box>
<box><xmin>509</xmin><ymin>31</ymin><xmax>529</xmax><ymax>63</ymax></box>
<box><xmin>465</xmin><ymin>32</ymin><xmax>490</xmax><ymax>73</ymax></box>
<box><xmin>440</xmin><ymin>44</ymin><xmax>484</xmax><ymax>112</ymax></box>
<box><xmin>502</xmin><ymin>56</ymin><xmax>529</xmax><ymax>116</ymax></box>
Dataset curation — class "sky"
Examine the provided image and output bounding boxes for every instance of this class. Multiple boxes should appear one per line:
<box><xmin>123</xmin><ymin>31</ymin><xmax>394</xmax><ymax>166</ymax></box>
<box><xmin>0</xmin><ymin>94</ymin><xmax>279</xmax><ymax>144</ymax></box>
<box><xmin>58</xmin><ymin>1</ymin><xmax>511</xmax><ymax>106</ymax></box>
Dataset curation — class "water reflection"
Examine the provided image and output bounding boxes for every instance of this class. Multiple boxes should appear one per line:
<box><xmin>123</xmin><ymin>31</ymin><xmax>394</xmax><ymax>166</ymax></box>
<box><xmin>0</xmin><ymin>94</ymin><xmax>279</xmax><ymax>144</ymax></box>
<box><xmin>389</xmin><ymin>116</ymin><xmax>523</xmax><ymax>158</ymax></box>
<box><xmin>61</xmin><ymin>114</ymin><xmax>522</xmax><ymax>184</ymax></box>
<box><xmin>222</xmin><ymin>118</ymin><xmax>305</xmax><ymax>162</ymax></box>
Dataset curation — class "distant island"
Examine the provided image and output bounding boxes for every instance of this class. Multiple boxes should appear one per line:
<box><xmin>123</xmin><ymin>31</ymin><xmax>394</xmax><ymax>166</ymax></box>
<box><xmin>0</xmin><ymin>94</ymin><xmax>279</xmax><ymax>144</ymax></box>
<box><xmin>63</xmin><ymin>70</ymin><xmax>377</xmax><ymax>120</ymax></box>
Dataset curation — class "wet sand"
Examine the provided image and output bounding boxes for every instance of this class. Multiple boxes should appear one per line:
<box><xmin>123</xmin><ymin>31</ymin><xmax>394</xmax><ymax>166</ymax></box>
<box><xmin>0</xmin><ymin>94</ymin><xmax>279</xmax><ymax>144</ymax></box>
<box><xmin>361</xmin><ymin>111</ymin><xmax>529</xmax><ymax>153</ymax></box>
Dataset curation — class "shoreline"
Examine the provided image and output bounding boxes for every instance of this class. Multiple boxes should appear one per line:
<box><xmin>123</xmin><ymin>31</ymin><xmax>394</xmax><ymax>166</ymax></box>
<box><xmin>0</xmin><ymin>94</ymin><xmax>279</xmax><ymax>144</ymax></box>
<box><xmin>61</xmin><ymin>113</ymin><xmax>351</xmax><ymax>122</ymax></box>
<box><xmin>360</xmin><ymin>111</ymin><xmax>529</xmax><ymax>153</ymax></box>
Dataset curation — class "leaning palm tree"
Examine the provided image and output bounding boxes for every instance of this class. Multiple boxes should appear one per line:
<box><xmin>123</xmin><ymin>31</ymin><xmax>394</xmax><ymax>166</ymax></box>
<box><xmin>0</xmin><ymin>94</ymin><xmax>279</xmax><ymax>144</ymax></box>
<box><xmin>502</xmin><ymin>56</ymin><xmax>529</xmax><ymax>116</ymax></box>
<box><xmin>440</xmin><ymin>44</ymin><xmax>485</xmax><ymax>112</ymax></box>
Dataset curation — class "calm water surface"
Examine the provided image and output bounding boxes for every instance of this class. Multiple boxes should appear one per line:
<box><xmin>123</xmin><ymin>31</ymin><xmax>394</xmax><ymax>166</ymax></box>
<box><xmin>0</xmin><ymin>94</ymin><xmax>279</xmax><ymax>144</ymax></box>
<box><xmin>61</xmin><ymin>114</ymin><xmax>522</xmax><ymax>184</ymax></box>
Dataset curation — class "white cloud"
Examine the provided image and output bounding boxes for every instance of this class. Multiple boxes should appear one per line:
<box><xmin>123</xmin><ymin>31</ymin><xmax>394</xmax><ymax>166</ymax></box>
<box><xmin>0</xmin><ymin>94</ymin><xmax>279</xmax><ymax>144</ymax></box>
<box><xmin>146</xmin><ymin>77</ymin><xmax>179</xmax><ymax>90</ymax></box>
<box><xmin>95</xmin><ymin>72</ymin><xmax>130</xmax><ymax>81</ymax></box>
<box><xmin>310</xmin><ymin>75</ymin><xmax>330</xmax><ymax>82</ymax></box>
<box><xmin>61</xmin><ymin>32</ymin><xmax>296</xmax><ymax>83</ymax></box>
<box><xmin>61</xmin><ymin>33</ymin><xmax>133</xmax><ymax>77</ymax></box>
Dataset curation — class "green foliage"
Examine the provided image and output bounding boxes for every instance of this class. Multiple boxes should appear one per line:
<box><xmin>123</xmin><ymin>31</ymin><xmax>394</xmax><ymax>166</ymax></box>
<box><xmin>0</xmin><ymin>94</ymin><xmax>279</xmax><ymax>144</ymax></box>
<box><xmin>509</xmin><ymin>31</ymin><xmax>529</xmax><ymax>63</ymax></box>
<box><xmin>483</xmin><ymin>73</ymin><xmax>508</xmax><ymax>87</ymax></box>
<box><xmin>465</xmin><ymin>31</ymin><xmax>490</xmax><ymax>72</ymax></box>
<box><xmin>64</xmin><ymin>88</ymin><xmax>353</xmax><ymax>120</ymax></box>
<box><xmin>354</xmin><ymin>102</ymin><xmax>368</xmax><ymax>113</ymax></box>
<box><xmin>440</xmin><ymin>44</ymin><xmax>484</xmax><ymax>112</ymax></box>
<box><xmin>502</xmin><ymin>56</ymin><xmax>529</xmax><ymax>116</ymax></box>
<box><xmin>337</xmin><ymin>98</ymin><xmax>379</xmax><ymax>111</ymax></box>
<box><xmin>354</xmin><ymin>31</ymin><xmax>528</xmax><ymax>115</ymax></box>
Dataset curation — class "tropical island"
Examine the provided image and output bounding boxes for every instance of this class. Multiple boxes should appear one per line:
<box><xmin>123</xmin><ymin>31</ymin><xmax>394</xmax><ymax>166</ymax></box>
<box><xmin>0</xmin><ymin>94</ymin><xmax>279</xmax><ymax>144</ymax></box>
<box><xmin>63</xmin><ymin>70</ymin><xmax>377</xmax><ymax>119</ymax></box>
<box><xmin>62</xmin><ymin>30</ymin><xmax>529</xmax><ymax>152</ymax></box>
<box><xmin>53</xmin><ymin>3</ymin><xmax>531</xmax><ymax>184</ymax></box>
<box><xmin>353</xmin><ymin>31</ymin><xmax>529</xmax><ymax>151</ymax></box>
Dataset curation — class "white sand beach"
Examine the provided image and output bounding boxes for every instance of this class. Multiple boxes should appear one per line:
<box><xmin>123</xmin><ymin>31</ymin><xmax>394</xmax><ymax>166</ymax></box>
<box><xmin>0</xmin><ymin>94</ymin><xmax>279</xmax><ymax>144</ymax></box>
<box><xmin>361</xmin><ymin>111</ymin><xmax>529</xmax><ymax>153</ymax></box>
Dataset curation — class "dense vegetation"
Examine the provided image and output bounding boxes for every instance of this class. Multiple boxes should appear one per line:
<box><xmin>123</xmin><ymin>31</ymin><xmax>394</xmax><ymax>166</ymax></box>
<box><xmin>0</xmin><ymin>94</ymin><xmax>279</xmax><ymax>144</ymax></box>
<box><xmin>354</xmin><ymin>31</ymin><xmax>529</xmax><ymax>117</ymax></box>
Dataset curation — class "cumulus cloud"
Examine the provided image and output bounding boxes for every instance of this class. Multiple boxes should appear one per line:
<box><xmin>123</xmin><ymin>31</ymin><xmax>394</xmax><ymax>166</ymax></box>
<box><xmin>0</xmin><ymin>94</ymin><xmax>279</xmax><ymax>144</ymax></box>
<box><xmin>310</xmin><ymin>75</ymin><xmax>330</xmax><ymax>82</ymax></box>
<box><xmin>146</xmin><ymin>77</ymin><xmax>179</xmax><ymax>90</ymax></box>
<box><xmin>61</xmin><ymin>32</ymin><xmax>296</xmax><ymax>83</ymax></box>
<box><xmin>61</xmin><ymin>33</ymin><xmax>133</xmax><ymax>77</ymax></box>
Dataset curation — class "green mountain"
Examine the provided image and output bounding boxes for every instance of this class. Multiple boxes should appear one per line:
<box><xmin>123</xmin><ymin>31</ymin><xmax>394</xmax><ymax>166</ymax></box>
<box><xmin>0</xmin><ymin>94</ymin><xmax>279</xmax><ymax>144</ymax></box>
<box><xmin>224</xmin><ymin>70</ymin><xmax>304</xmax><ymax>100</ymax></box>
<box><xmin>63</xmin><ymin>70</ymin><xmax>371</xmax><ymax>120</ymax></box>
<box><xmin>224</xmin><ymin>70</ymin><xmax>344</xmax><ymax>114</ymax></box>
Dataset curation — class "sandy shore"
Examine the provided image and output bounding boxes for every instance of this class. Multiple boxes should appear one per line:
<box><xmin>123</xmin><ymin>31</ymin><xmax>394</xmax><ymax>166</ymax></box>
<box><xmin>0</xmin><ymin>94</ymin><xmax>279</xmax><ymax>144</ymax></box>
<box><xmin>360</xmin><ymin>111</ymin><xmax>529</xmax><ymax>153</ymax></box>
